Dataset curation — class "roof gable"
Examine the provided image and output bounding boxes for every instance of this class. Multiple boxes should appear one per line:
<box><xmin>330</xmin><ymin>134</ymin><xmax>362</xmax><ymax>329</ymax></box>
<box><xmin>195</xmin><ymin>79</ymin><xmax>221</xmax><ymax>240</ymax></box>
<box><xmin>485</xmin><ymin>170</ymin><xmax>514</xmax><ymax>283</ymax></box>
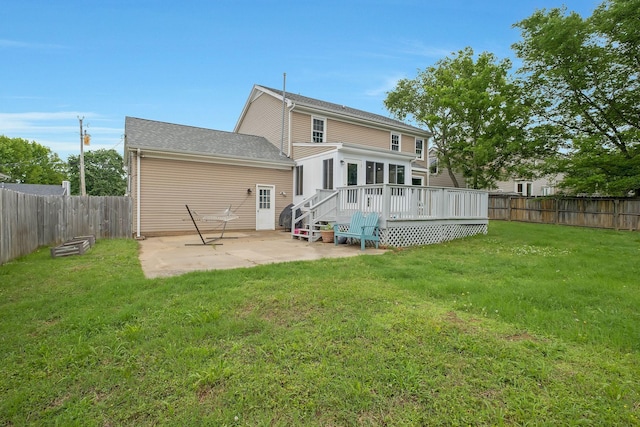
<box><xmin>125</xmin><ymin>117</ymin><xmax>294</xmax><ymax>166</ymax></box>
<box><xmin>254</xmin><ymin>85</ymin><xmax>431</xmax><ymax>137</ymax></box>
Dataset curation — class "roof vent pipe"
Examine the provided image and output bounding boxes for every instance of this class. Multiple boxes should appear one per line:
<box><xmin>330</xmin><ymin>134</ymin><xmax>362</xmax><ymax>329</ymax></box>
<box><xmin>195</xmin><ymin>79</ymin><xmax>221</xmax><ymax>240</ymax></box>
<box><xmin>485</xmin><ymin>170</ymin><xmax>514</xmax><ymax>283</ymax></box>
<box><xmin>280</xmin><ymin>72</ymin><xmax>286</xmax><ymax>157</ymax></box>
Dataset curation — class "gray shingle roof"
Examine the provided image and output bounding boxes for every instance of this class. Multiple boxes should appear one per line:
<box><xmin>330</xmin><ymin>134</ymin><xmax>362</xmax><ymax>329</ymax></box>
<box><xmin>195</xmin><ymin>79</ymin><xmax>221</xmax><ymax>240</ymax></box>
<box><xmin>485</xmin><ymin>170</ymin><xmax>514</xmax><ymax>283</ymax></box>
<box><xmin>0</xmin><ymin>183</ymin><xmax>67</xmax><ymax>196</ymax></box>
<box><xmin>125</xmin><ymin>117</ymin><xmax>294</xmax><ymax>165</ymax></box>
<box><xmin>258</xmin><ymin>86</ymin><xmax>430</xmax><ymax>136</ymax></box>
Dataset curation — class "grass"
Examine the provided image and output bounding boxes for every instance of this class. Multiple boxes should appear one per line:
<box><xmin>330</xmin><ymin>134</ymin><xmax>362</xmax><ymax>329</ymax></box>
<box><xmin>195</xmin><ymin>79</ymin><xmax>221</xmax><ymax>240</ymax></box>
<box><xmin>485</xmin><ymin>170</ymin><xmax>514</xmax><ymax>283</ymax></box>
<box><xmin>1</xmin><ymin>221</ymin><xmax>639</xmax><ymax>426</ymax></box>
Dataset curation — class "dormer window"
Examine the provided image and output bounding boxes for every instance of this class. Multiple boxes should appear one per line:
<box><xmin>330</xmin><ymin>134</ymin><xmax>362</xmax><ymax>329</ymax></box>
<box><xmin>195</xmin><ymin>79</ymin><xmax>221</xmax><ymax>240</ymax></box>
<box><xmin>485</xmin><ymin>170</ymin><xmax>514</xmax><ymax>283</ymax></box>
<box><xmin>390</xmin><ymin>133</ymin><xmax>400</xmax><ymax>151</ymax></box>
<box><xmin>312</xmin><ymin>117</ymin><xmax>326</xmax><ymax>143</ymax></box>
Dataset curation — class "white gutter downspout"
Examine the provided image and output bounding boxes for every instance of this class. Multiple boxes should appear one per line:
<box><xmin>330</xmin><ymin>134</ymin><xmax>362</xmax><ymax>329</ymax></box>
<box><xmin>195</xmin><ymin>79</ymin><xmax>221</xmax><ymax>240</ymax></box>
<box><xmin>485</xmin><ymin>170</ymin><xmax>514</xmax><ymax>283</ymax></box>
<box><xmin>280</xmin><ymin>72</ymin><xmax>286</xmax><ymax>156</ymax></box>
<box><xmin>426</xmin><ymin>140</ymin><xmax>430</xmax><ymax>187</ymax></box>
<box><xmin>136</xmin><ymin>148</ymin><xmax>141</xmax><ymax>239</ymax></box>
<box><xmin>287</xmin><ymin>102</ymin><xmax>296</xmax><ymax>157</ymax></box>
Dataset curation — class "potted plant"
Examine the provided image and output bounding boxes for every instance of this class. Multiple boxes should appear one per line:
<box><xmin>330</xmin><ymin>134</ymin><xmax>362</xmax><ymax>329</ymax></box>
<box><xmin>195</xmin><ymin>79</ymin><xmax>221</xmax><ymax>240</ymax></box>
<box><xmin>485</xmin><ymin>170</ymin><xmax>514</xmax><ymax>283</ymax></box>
<box><xmin>320</xmin><ymin>223</ymin><xmax>334</xmax><ymax>243</ymax></box>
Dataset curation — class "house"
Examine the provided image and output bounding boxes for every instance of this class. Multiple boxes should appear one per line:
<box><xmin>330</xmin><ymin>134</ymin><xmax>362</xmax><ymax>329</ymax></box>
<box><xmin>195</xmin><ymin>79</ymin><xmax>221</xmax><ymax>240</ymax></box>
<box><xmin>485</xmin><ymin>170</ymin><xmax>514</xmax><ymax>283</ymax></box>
<box><xmin>235</xmin><ymin>85</ymin><xmax>488</xmax><ymax>246</ymax></box>
<box><xmin>124</xmin><ymin>117</ymin><xmax>295</xmax><ymax>237</ymax></box>
<box><xmin>125</xmin><ymin>85</ymin><xmax>489</xmax><ymax>246</ymax></box>
<box><xmin>427</xmin><ymin>147</ymin><xmax>561</xmax><ymax>196</ymax></box>
<box><xmin>492</xmin><ymin>175</ymin><xmax>561</xmax><ymax>197</ymax></box>
<box><xmin>235</xmin><ymin>85</ymin><xmax>433</xmax><ymax>203</ymax></box>
<box><xmin>0</xmin><ymin>182</ymin><xmax>69</xmax><ymax>196</ymax></box>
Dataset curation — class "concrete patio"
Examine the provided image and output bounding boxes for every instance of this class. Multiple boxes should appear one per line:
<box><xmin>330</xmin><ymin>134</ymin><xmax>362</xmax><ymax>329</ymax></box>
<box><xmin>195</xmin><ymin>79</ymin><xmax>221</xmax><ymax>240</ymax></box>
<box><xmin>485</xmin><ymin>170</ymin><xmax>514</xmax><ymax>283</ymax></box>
<box><xmin>137</xmin><ymin>230</ymin><xmax>386</xmax><ymax>278</ymax></box>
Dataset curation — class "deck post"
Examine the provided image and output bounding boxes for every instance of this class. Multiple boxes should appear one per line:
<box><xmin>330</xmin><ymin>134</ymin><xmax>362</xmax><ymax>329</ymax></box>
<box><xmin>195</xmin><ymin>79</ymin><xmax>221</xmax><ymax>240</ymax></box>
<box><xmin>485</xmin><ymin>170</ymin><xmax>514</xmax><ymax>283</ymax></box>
<box><xmin>438</xmin><ymin>188</ymin><xmax>446</xmax><ymax>219</ymax></box>
<box><xmin>382</xmin><ymin>185</ymin><xmax>390</xmax><ymax>222</ymax></box>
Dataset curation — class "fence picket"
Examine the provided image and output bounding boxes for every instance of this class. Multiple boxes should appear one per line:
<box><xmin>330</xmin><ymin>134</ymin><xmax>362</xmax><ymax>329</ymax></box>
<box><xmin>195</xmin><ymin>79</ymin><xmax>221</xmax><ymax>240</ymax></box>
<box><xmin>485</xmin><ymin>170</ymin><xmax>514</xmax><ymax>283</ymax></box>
<box><xmin>489</xmin><ymin>195</ymin><xmax>640</xmax><ymax>231</ymax></box>
<box><xmin>0</xmin><ymin>188</ymin><xmax>132</xmax><ymax>265</ymax></box>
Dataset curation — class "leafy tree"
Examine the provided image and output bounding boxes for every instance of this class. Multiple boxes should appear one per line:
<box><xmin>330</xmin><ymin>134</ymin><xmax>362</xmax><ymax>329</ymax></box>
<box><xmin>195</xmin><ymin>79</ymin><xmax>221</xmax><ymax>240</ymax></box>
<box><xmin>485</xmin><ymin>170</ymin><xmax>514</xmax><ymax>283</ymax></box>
<box><xmin>513</xmin><ymin>0</ymin><xmax>640</xmax><ymax>196</ymax></box>
<box><xmin>384</xmin><ymin>47</ymin><xmax>546</xmax><ymax>189</ymax></box>
<box><xmin>68</xmin><ymin>149</ymin><xmax>126</xmax><ymax>196</ymax></box>
<box><xmin>0</xmin><ymin>135</ymin><xmax>67</xmax><ymax>184</ymax></box>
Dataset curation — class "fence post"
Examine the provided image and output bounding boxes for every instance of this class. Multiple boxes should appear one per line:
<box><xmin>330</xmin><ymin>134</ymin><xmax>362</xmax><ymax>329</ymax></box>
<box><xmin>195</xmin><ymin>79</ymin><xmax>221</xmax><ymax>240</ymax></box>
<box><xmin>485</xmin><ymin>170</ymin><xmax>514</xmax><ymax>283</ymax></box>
<box><xmin>555</xmin><ymin>197</ymin><xmax>559</xmax><ymax>224</ymax></box>
<box><xmin>613</xmin><ymin>199</ymin><xmax>619</xmax><ymax>231</ymax></box>
<box><xmin>507</xmin><ymin>196</ymin><xmax>512</xmax><ymax>221</ymax></box>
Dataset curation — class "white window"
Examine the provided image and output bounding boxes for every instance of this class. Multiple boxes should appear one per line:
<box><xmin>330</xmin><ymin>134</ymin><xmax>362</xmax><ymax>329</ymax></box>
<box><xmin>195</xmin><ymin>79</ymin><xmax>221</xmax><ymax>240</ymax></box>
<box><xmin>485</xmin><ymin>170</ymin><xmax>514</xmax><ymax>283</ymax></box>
<box><xmin>429</xmin><ymin>157</ymin><xmax>439</xmax><ymax>174</ymax></box>
<box><xmin>516</xmin><ymin>181</ymin><xmax>532</xmax><ymax>196</ymax></box>
<box><xmin>322</xmin><ymin>158</ymin><xmax>334</xmax><ymax>189</ymax></box>
<box><xmin>312</xmin><ymin>117</ymin><xmax>325</xmax><ymax>143</ymax></box>
<box><xmin>389</xmin><ymin>164</ymin><xmax>405</xmax><ymax>184</ymax></box>
<box><xmin>295</xmin><ymin>165</ymin><xmax>304</xmax><ymax>196</ymax></box>
<box><xmin>390</xmin><ymin>133</ymin><xmax>400</xmax><ymax>151</ymax></box>
<box><xmin>412</xmin><ymin>176</ymin><xmax>424</xmax><ymax>186</ymax></box>
<box><xmin>366</xmin><ymin>161</ymin><xmax>384</xmax><ymax>184</ymax></box>
<box><xmin>415</xmin><ymin>138</ymin><xmax>424</xmax><ymax>159</ymax></box>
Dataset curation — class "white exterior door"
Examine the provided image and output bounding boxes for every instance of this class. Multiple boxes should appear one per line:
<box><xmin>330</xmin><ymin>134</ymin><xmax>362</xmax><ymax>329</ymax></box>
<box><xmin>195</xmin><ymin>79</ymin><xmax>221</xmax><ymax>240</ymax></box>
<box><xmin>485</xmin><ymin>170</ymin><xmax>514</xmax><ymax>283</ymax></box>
<box><xmin>256</xmin><ymin>184</ymin><xmax>275</xmax><ymax>230</ymax></box>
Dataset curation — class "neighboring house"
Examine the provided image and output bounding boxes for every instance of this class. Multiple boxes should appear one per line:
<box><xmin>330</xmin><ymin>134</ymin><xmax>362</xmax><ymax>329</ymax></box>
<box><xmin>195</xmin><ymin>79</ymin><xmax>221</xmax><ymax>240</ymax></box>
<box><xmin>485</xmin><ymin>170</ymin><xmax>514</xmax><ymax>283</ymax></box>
<box><xmin>492</xmin><ymin>175</ymin><xmax>561</xmax><ymax>197</ymax></box>
<box><xmin>0</xmin><ymin>182</ymin><xmax>69</xmax><ymax>196</ymax></box>
<box><xmin>426</xmin><ymin>148</ymin><xmax>466</xmax><ymax>188</ymax></box>
<box><xmin>124</xmin><ymin>117</ymin><xmax>295</xmax><ymax>237</ymax></box>
<box><xmin>426</xmin><ymin>148</ymin><xmax>561</xmax><ymax>196</ymax></box>
<box><xmin>235</xmin><ymin>85</ymin><xmax>433</xmax><ymax>204</ymax></box>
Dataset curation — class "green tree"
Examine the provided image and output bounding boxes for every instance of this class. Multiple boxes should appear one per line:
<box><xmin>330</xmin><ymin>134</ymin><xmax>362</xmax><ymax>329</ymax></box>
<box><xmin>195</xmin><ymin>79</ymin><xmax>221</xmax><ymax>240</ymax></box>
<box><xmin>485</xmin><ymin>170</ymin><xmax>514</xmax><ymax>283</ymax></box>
<box><xmin>384</xmin><ymin>47</ymin><xmax>544</xmax><ymax>189</ymax></box>
<box><xmin>68</xmin><ymin>149</ymin><xmax>126</xmax><ymax>196</ymax></box>
<box><xmin>513</xmin><ymin>0</ymin><xmax>640</xmax><ymax>196</ymax></box>
<box><xmin>0</xmin><ymin>135</ymin><xmax>67</xmax><ymax>184</ymax></box>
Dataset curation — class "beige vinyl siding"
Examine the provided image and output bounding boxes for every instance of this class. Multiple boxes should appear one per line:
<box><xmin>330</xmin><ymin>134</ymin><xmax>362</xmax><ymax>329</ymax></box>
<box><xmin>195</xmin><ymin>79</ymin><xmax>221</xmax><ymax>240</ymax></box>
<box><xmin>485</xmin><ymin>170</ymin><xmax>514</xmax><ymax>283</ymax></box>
<box><xmin>326</xmin><ymin>119</ymin><xmax>390</xmax><ymax>149</ymax></box>
<box><xmin>133</xmin><ymin>157</ymin><xmax>292</xmax><ymax>236</ymax></box>
<box><xmin>293</xmin><ymin>145</ymin><xmax>336</xmax><ymax>159</ymax></box>
<box><xmin>236</xmin><ymin>93</ymin><xmax>288</xmax><ymax>150</ymax></box>
<box><xmin>291</xmin><ymin>111</ymin><xmax>313</xmax><ymax>145</ymax></box>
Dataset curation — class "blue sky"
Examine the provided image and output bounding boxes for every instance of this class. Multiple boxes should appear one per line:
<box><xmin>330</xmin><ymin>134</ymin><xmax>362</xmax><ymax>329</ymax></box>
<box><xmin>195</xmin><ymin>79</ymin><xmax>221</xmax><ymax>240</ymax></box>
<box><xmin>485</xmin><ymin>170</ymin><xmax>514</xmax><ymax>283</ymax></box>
<box><xmin>1</xmin><ymin>0</ymin><xmax>599</xmax><ymax>160</ymax></box>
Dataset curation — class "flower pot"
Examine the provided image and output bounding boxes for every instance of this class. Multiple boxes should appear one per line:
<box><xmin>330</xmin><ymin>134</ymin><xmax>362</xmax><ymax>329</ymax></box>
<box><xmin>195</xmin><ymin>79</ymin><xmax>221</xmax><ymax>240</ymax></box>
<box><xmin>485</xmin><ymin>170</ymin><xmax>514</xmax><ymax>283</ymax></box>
<box><xmin>320</xmin><ymin>230</ymin><xmax>334</xmax><ymax>243</ymax></box>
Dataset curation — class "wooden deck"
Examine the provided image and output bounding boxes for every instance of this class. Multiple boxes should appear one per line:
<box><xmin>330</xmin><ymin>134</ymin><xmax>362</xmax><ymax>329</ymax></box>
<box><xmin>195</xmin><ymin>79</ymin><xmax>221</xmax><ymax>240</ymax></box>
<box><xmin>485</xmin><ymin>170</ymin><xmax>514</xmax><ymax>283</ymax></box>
<box><xmin>291</xmin><ymin>185</ymin><xmax>489</xmax><ymax>247</ymax></box>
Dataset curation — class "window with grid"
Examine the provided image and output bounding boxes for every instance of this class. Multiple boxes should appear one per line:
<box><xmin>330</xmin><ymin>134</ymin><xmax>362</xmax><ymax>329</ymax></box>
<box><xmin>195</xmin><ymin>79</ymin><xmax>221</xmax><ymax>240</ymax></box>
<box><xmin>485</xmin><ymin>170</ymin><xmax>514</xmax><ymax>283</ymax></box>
<box><xmin>366</xmin><ymin>161</ymin><xmax>384</xmax><ymax>184</ymax></box>
<box><xmin>312</xmin><ymin>117</ymin><xmax>325</xmax><ymax>143</ymax></box>
<box><xmin>415</xmin><ymin>139</ymin><xmax>424</xmax><ymax>159</ymax></box>
<box><xmin>390</xmin><ymin>133</ymin><xmax>400</xmax><ymax>151</ymax></box>
<box><xmin>259</xmin><ymin>188</ymin><xmax>271</xmax><ymax>209</ymax></box>
<box><xmin>295</xmin><ymin>165</ymin><xmax>304</xmax><ymax>196</ymax></box>
<box><xmin>322</xmin><ymin>158</ymin><xmax>334</xmax><ymax>189</ymax></box>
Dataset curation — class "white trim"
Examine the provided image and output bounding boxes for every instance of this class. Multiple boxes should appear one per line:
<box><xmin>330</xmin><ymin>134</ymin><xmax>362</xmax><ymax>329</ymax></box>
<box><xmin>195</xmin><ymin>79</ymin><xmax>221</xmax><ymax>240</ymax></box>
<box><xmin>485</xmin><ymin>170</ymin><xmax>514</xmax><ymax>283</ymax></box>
<box><xmin>136</xmin><ymin>149</ymin><xmax>141</xmax><ymax>238</ymax></box>
<box><xmin>128</xmin><ymin>148</ymin><xmax>294</xmax><ymax>170</ymax></box>
<box><xmin>256</xmin><ymin>184</ymin><xmax>276</xmax><ymax>230</ymax></box>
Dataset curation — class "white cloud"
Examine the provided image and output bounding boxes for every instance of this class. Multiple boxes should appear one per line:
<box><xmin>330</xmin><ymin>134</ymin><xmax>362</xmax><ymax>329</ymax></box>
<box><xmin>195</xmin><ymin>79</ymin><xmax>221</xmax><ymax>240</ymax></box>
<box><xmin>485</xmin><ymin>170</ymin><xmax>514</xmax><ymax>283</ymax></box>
<box><xmin>364</xmin><ymin>74</ymin><xmax>407</xmax><ymax>97</ymax></box>
<box><xmin>0</xmin><ymin>39</ymin><xmax>67</xmax><ymax>49</ymax></box>
<box><xmin>0</xmin><ymin>112</ymin><xmax>123</xmax><ymax>160</ymax></box>
<box><xmin>397</xmin><ymin>39</ymin><xmax>455</xmax><ymax>58</ymax></box>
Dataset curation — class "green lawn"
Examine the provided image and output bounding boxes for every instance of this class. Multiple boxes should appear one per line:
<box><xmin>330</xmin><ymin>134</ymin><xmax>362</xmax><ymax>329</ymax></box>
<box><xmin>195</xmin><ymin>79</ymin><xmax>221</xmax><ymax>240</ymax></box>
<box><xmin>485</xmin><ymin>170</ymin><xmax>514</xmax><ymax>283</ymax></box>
<box><xmin>1</xmin><ymin>221</ymin><xmax>639</xmax><ymax>426</ymax></box>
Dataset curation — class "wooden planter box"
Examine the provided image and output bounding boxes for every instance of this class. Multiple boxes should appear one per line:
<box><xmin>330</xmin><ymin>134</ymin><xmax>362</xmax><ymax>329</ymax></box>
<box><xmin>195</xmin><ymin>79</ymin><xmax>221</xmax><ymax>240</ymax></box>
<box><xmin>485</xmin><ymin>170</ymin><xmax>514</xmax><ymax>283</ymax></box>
<box><xmin>50</xmin><ymin>235</ymin><xmax>95</xmax><ymax>258</ymax></box>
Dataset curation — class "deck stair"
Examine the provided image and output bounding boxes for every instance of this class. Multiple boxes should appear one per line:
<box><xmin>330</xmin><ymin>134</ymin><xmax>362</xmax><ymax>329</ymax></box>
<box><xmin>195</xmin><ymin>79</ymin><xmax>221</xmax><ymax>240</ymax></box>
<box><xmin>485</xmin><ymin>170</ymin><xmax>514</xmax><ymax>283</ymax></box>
<box><xmin>290</xmin><ymin>190</ymin><xmax>338</xmax><ymax>242</ymax></box>
<box><xmin>293</xmin><ymin>220</ymin><xmax>333</xmax><ymax>242</ymax></box>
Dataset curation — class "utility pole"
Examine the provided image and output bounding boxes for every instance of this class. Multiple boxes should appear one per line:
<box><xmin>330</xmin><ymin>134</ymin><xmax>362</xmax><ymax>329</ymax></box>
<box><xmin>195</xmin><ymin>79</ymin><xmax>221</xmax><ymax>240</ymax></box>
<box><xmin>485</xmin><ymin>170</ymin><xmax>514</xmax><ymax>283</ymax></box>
<box><xmin>78</xmin><ymin>116</ymin><xmax>87</xmax><ymax>196</ymax></box>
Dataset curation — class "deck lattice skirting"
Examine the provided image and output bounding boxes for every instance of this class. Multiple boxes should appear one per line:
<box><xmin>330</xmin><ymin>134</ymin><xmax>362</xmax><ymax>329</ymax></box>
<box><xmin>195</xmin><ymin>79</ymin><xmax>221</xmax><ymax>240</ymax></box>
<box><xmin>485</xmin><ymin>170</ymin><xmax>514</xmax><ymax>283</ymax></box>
<box><xmin>381</xmin><ymin>221</ymin><xmax>488</xmax><ymax>247</ymax></box>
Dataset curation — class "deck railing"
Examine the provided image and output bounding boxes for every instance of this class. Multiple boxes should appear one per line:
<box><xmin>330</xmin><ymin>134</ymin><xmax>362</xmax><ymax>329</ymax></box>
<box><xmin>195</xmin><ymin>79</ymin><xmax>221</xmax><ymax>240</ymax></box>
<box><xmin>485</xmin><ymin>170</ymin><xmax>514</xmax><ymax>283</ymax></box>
<box><xmin>335</xmin><ymin>185</ymin><xmax>488</xmax><ymax>224</ymax></box>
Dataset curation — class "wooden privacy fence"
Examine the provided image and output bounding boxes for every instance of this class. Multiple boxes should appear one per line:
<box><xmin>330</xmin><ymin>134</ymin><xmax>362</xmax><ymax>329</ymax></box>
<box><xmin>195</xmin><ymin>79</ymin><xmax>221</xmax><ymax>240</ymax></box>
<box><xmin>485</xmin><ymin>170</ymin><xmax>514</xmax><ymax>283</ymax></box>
<box><xmin>0</xmin><ymin>188</ymin><xmax>132</xmax><ymax>265</ymax></box>
<box><xmin>489</xmin><ymin>194</ymin><xmax>640</xmax><ymax>231</ymax></box>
